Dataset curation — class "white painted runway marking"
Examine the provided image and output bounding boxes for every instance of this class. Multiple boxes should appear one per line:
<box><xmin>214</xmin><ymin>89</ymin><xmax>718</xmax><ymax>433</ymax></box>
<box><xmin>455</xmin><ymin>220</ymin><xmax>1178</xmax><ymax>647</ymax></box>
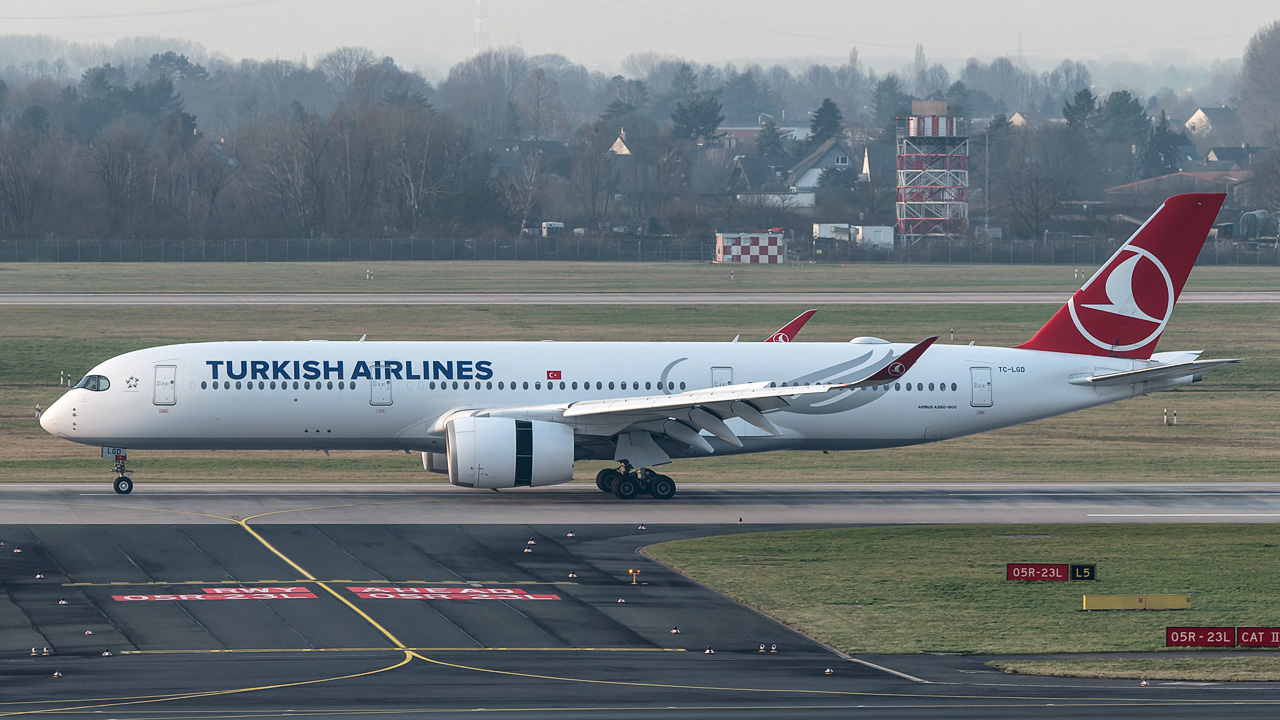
<box><xmin>1088</xmin><ymin>513</ymin><xmax>1280</xmax><ymax>517</ymax></box>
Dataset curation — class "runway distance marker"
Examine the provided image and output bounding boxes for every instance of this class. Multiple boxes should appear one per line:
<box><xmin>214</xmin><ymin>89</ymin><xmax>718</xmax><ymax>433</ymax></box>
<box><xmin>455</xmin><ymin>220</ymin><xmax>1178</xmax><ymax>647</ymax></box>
<box><xmin>1167</xmin><ymin>627</ymin><xmax>1236</xmax><ymax>647</ymax></box>
<box><xmin>1070</xmin><ymin>564</ymin><xmax>1097</xmax><ymax>581</ymax></box>
<box><xmin>1006</xmin><ymin>563</ymin><xmax>1068</xmax><ymax>581</ymax></box>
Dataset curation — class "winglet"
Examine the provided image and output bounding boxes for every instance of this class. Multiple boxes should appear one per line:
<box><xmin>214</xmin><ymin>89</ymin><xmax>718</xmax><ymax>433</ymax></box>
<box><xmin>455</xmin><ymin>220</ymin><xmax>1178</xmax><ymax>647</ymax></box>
<box><xmin>766</xmin><ymin>309</ymin><xmax>818</xmax><ymax>343</ymax></box>
<box><xmin>860</xmin><ymin>336</ymin><xmax>938</xmax><ymax>383</ymax></box>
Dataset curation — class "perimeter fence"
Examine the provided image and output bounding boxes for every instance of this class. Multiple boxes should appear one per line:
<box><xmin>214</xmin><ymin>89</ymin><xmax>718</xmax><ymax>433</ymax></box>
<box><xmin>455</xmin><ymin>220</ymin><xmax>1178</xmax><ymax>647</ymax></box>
<box><xmin>2</xmin><ymin>236</ymin><xmax>1277</xmax><ymax>266</ymax></box>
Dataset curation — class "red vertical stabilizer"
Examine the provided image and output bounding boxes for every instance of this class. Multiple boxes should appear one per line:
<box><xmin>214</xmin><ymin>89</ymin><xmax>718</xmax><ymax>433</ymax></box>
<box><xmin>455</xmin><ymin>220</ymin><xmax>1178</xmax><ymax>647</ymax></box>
<box><xmin>1017</xmin><ymin>193</ymin><xmax>1224</xmax><ymax>359</ymax></box>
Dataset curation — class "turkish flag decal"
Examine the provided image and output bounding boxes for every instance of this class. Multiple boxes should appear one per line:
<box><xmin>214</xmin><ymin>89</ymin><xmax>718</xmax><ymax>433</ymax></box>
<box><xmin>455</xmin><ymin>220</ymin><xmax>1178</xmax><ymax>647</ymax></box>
<box><xmin>547</xmin><ymin>370</ymin><xmax>562</xmax><ymax>380</ymax></box>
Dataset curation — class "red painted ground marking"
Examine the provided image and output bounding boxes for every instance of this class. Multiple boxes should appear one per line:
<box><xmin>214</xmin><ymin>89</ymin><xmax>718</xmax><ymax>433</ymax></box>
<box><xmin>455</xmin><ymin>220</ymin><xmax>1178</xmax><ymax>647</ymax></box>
<box><xmin>347</xmin><ymin>586</ymin><xmax>560</xmax><ymax>600</ymax></box>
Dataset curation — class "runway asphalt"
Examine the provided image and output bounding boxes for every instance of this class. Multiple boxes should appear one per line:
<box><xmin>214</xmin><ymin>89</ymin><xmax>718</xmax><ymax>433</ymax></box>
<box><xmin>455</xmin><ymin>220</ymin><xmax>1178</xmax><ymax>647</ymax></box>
<box><xmin>3</xmin><ymin>290</ymin><xmax>1280</xmax><ymax>305</ymax></box>
<box><xmin>5</xmin><ymin>484</ymin><xmax>1280</xmax><ymax>718</ymax></box>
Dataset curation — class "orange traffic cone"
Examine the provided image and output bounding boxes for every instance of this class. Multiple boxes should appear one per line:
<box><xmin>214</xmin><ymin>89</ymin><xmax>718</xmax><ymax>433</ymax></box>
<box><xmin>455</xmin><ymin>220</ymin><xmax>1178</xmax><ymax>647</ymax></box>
<box><xmin>58</xmin><ymin>598</ymin><xmax>67</xmax><ymax>605</ymax></box>
<box><xmin>1140</xmin><ymin>679</ymin><xmax>1149</xmax><ymax>687</ymax></box>
<box><xmin>704</xmin><ymin>646</ymin><xmax>714</xmax><ymax>654</ymax></box>
<box><xmin>616</xmin><ymin>598</ymin><xmax>626</xmax><ymax>603</ymax></box>
<box><xmin>527</xmin><ymin>538</ymin><xmax>537</xmax><ymax>545</ymax></box>
<box><xmin>566</xmin><ymin>531</ymin><xmax>575</xmax><ymax>538</ymax></box>
<box><xmin>670</xmin><ymin>627</ymin><xmax>680</xmax><ymax>635</ymax></box>
<box><xmin>52</xmin><ymin>671</ymin><xmax>62</xmax><ymax>678</ymax></box>
<box><xmin>102</xmin><ymin>649</ymin><xmax>112</xmax><ymax>657</ymax></box>
<box><xmin>638</xmin><ymin>524</ymin><xmax>646</xmax><ymax>530</ymax></box>
<box><xmin>84</xmin><ymin>630</ymin><xmax>93</xmax><ymax>636</ymax></box>
<box><xmin>824</xmin><ymin>668</ymin><xmax>834</xmax><ymax>675</ymax></box>
<box><xmin>523</xmin><ymin>547</ymin><xmax>532</xmax><ymax>554</ymax></box>
<box><xmin>34</xmin><ymin>573</ymin><xmax>44</xmax><ymax>579</ymax></box>
<box><xmin>567</xmin><ymin>571</ymin><xmax>577</xmax><ymax>578</ymax></box>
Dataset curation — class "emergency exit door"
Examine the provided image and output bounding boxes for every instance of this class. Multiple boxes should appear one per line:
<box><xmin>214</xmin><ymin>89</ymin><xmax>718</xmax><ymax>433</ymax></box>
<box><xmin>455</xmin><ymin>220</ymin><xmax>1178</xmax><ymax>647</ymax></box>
<box><xmin>970</xmin><ymin>367</ymin><xmax>993</xmax><ymax>407</ymax></box>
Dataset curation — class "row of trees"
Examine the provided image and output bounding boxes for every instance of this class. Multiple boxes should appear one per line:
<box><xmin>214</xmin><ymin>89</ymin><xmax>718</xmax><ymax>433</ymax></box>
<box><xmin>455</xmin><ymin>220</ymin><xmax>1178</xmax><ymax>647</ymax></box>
<box><xmin>0</xmin><ymin>20</ymin><xmax>1277</xmax><ymax>241</ymax></box>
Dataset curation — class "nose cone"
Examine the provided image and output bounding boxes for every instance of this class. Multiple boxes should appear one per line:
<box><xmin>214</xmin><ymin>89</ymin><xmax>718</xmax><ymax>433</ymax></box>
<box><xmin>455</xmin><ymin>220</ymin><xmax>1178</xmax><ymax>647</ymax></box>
<box><xmin>40</xmin><ymin>399</ymin><xmax>60</xmax><ymax>436</ymax></box>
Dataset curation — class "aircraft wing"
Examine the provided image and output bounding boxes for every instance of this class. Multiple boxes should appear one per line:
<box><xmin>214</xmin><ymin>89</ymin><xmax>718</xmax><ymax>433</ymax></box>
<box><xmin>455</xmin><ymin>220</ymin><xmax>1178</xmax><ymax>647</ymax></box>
<box><xmin>564</xmin><ymin>335</ymin><xmax>935</xmax><ymax>420</ymax></box>
<box><xmin>467</xmin><ymin>337</ymin><xmax>936</xmax><ymax>451</ymax></box>
<box><xmin>1069</xmin><ymin>358</ymin><xmax>1241</xmax><ymax>386</ymax></box>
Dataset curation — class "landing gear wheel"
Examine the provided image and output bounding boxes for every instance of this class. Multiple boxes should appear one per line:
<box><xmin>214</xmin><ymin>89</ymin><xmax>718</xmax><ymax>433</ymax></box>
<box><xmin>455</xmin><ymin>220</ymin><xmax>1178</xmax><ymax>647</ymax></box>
<box><xmin>596</xmin><ymin>468</ymin><xmax>621</xmax><ymax>493</ymax></box>
<box><xmin>113</xmin><ymin>476</ymin><xmax>133</xmax><ymax>495</ymax></box>
<box><xmin>648</xmin><ymin>475</ymin><xmax>676</xmax><ymax>500</ymax></box>
<box><xmin>612</xmin><ymin>474</ymin><xmax>640</xmax><ymax>500</ymax></box>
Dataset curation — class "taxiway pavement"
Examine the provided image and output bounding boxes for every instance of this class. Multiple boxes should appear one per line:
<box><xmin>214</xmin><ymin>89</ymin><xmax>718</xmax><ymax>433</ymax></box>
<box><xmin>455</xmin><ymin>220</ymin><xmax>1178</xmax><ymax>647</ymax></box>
<box><xmin>3</xmin><ymin>291</ymin><xmax>1280</xmax><ymax>305</ymax></box>
<box><xmin>4</xmin><ymin>484</ymin><xmax>1280</xmax><ymax>718</ymax></box>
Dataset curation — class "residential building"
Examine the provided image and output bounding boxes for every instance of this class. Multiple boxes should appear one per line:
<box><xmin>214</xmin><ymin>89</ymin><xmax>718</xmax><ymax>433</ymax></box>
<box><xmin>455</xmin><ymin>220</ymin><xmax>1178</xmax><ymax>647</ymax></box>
<box><xmin>1184</xmin><ymin>107</ymin><xmax>1237</xmax><ymax>137</ymax></box>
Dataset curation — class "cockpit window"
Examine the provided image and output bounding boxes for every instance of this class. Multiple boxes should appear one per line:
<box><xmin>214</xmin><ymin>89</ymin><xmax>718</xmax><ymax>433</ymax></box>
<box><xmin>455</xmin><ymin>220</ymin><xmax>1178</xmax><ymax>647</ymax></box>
<box><xmin>74</xmin><ymin>375</ymin><xmax>110</xmax><ymax>391</ymax></box>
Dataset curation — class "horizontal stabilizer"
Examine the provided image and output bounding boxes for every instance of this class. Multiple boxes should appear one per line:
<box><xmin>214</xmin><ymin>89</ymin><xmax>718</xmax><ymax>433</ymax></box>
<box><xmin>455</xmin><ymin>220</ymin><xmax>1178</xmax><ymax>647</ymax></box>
<box><xmin>1069</xmin><ymin>358</ymin><xmax>1241</xmax><ymax>386</ymax></box>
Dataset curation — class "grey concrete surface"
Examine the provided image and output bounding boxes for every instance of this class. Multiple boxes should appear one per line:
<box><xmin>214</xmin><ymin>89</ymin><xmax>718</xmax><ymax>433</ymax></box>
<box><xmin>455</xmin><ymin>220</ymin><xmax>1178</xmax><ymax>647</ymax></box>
<box><xmin>5</xmin><ymin>485</ymin><xmax>1280</xmax><ymax>718</ymax></box>
<box><xmin>3</xmin><ymin>291</ymin><xmax>1279</xmax><ymax>305</ymax></box>
<box><xmin>4</xmin><ymin>482</ymin><xmax>1280</xmax><ymax>525</ymax></box>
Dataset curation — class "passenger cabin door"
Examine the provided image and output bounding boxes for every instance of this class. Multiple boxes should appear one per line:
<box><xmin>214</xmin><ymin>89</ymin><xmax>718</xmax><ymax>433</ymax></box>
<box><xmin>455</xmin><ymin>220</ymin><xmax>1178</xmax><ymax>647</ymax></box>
<box><xmin>153</xmin><ymin>365</ymin><xmax>176</xmax><ymax>405</ymax></box>
<box><xmin>970</xmin><ymin>367</ymin><xmax>993</xmax><ymax>407</ymax></box>
<box><xmin>370</xmin><ymin>378</ymin><xmax>393</xmax><ymax>406</ymax></box>
<box><xmin>711</xmin><ymin>366</ymin><xmax>733</xmax><ymax>387</ymax></box>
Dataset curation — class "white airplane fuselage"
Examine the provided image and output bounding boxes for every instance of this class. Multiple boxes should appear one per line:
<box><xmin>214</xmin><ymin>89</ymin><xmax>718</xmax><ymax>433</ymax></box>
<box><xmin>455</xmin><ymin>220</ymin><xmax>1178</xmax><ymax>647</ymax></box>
<box><xmin>40</xmin><ymin>339</ymin><xmax>1173</xmax><ymax>456</ymax></box>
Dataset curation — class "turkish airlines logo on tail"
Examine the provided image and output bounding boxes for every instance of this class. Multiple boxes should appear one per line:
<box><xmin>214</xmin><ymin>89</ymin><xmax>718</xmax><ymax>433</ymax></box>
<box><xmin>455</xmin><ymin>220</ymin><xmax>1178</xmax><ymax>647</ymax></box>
<box><xmin>768</xmin><ymin>332</ymin><xmax>791</xmax><ymax>343</ymax></box>
<box><xmin>887</xmin><ymin>362</ymin><xmax>907</xmax><ymax>377</ymax></box>
<box><xmin>1068</xmin><ymin>246</ymin><xmax>1175</xmax><ymax>352</ymax></box>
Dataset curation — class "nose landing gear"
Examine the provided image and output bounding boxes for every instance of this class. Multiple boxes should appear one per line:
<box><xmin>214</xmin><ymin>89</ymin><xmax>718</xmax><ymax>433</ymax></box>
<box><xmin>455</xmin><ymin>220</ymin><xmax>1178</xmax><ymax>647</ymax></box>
<box><xmin>111</xmin><ymin>457</ymin><xmax>133</xmax><ymax>495</ymax></box>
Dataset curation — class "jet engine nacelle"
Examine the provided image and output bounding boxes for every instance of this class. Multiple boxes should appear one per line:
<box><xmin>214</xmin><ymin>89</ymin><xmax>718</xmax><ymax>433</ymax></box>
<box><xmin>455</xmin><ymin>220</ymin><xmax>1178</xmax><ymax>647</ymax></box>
<box><xmin>445</xmin><ymin>416</ymin><xmax>575</xmax><ymax>489</ymax></box>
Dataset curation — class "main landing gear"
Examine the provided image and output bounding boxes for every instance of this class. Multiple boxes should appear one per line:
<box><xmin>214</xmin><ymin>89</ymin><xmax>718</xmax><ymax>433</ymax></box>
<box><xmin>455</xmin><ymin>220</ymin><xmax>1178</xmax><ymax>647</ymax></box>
<box><xmin>595</xmin><ymin>464</ymin><xmax>676</xmax><ymax>501</ymax></box>
<box><xmin>112</xmin><ymin>457</ymin><xmax>134</xmax><ymax>495</ymax></box>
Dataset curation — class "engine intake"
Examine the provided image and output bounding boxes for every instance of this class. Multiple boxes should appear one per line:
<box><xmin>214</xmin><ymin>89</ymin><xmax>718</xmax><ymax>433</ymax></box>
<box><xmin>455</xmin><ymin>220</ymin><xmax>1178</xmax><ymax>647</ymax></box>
<box><xmin>446</xmin><ymin>416</ymin><xmax>575</xmax><ymax>489</ymax></box>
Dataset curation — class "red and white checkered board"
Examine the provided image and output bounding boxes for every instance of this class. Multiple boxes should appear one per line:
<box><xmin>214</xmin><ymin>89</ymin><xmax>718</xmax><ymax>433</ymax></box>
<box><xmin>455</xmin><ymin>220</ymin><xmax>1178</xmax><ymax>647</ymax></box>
<box><xmin>720</xmin><ymin>235</ymin><xmax>784</xmax><ymax>263</ymax></box>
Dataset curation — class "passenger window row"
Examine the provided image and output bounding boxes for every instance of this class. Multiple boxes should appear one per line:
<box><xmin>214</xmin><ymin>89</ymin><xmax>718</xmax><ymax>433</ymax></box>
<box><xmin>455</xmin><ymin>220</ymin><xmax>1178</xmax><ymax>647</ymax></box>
<box><xmin>402</xmin><ymin>380</ymin><xmax>691</xmax><ymax>391</ymax></box>
<box><xmin>200</xmin><ymin>380</ymin><xmax>354</xmax><ymax>391</ymax></box>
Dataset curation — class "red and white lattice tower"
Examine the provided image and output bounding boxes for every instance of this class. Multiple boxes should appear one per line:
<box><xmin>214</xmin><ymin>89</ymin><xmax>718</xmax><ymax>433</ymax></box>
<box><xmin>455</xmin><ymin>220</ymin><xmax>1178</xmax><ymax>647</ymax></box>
<box><xmin>896</xmin><ymin>101</ymin><xmax>968</xmax><ymax>242</ymax></box>
<box><xmin>474</xmin><ymin>0</ymin><xmax>490</xmax><ymax>55</ymax></box>
<box><xmin>714</xmin><ymin>231</ymin><xmax>787</xmax><ymax>264</ymax></box>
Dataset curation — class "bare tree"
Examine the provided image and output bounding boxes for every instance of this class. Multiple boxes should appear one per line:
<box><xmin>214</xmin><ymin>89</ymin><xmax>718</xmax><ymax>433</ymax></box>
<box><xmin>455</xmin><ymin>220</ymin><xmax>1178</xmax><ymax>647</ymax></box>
<box><xmin>992</xmin><ymin>125</ymin><xmax>1089</xmax><ymax>239</ymax></box>
<box><xmin>318</xmin><ymin>47</ymin><xmax>377</xmax><ymax>99</ymax></box>
<box><xmin>519</xmin><ymin>68</ymin><xmax>563</xmax><ymax>140</ymax></box>
<box><xmin>1238</xmin><ymin>19</ymin><xmax>1280</xmax><ymax>142</ymax></box>
<box><xmin>570</xmin><ymin>121</ymin><xmax>614</xmax><ymax>227</ymax></box>
<box><xmin>438</xmin><ymin>47</ymin><xmax>530</xmax><ymax>138</ymax></box>
<box><xmin>1253</xmin><ymin>150</ymin><xmax>1280</xmax><ymax>218</ymax></box>
<box><xmin>88</xmin><ymin>125</ymin><xmax>150</xmax><ymax>235</ymax></box>
<box><xmin>0</xmin><ymin>128</ymin><xmax>55</xmax><ymax>236</ymax></box>
<box><xmin>241</xmin><ymin>112</ymin><xmax>333</xmax><ymax>236</ymax></box>
<box><xmin>499</xmin><ymin>148</ymin><xmax>544</xmax><ymax>229</ymax></box>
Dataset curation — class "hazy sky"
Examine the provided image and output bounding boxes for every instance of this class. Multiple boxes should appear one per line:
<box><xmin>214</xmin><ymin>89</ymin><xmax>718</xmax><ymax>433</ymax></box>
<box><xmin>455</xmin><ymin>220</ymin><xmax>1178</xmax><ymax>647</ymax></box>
<box><xmin>3</xmin><ymin>0</ymin><xmax>1274</xmax><ymax>75</ymax></box>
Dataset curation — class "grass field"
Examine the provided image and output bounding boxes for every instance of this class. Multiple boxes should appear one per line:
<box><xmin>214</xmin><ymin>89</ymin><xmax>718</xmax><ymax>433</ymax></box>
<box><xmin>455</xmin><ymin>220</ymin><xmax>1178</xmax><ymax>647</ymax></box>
<box><xmin>991</xmin><ymin>657</ymin><xmax>1280</xmax><ymax>682</ymax></box>
<box><xmin>645</xmin><ymin>524</ymin><xmax>1280</xmax><ymax>673</ymax></box>
<box><xmin>3</xmin><ymin>260</ymin><xmax>1280</xmax><ymax>293</ymax></box>
<box><xmin>4</xmin><ymin>300</ymin><xmax>1275</xmax><ymax>482</ymax></box>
